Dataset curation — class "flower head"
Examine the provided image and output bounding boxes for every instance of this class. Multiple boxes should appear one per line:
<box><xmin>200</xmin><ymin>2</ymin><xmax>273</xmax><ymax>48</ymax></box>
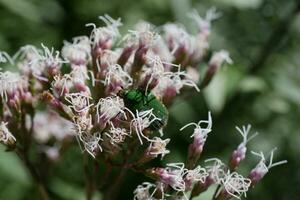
<box><xmin>104</xmin><ymin>64</ymin><xmax>132</xmax><ymax>94</ymax></box>
<box><xmin>205</xmin><ymin>158</ymin><xmax>226</xmax><ymax>184</ymax></box>
<box><xmin>189</xmin><ymin>8</ymin><xmax>221</xmax><ymax>33</ymax></box>
<box><xmin>184</xmin><ymin>166</ymin><xmax>208</xmax><ymax>190</ymax></box>
<box><xmin>104</xmin><ymin>122</ymin><xmax>129</xmax><ymax>146</ymax></box>
<box><xmin>62</xmin><ymin>36</ymin><xmax>91</xmax><ymax>66</ymax></box>
<box><xmin>65</xmin><ymin>92</ymin><xmax>93</xmax><ymax>115</ymax></box>
<box><xmin>150</xmin><ymin>163</ymin><xmax>187</xmax><ymax>192</ymax></box>
<box><xmin>0</xmin><ymin>71</ymin><xmax>25</xmax><ymax>102</ymax></box>
<box><xmin>220</xmin><ymin>171</ymin><xmax>251</xmax><ymax>199</ymax></box>
<box><xmin>146</xmin><ymin>137</ymin><xmax>170</xmax><ymax>159</ymax></box>
<box><xmin>96</xmin><ymin>96</ymin><xmax>126</xmax><ymax>126</ymax></box>
<box><xmin>133</xmin><ymin>182</ymin><xmax>157</xmax><ymax>200</ymax></box>
<box><xmin>124</xmin><ymin>22</ymin><xmax>159</xmax><ymax>48</ymax></box>
<box><xmin>87</xmin><ymin>15</ymin><xmax>122</xmax><ymax>53</ymax></box>
<box><xmin>181</xmin><ymin>112</ymin><xmax>212</xmax><ymax>156</ymax></box>
<box><xmin>130</xmin><ymin>109</ymin><xmax>161</xmax><ymax>144</ymax></box>
<box><xmin>249</xmin><ymin>149</ymin><xmax>287</xmax><ymax>186</ymax></box>
<box><xmin>0</xmin><ymin>122</ymin><xmax>16</xmax><ymax>146</ymax></box>
<box><xmin>230</xmin><ymin>125</ymin><xmax>258</xmax><ymax>170</ymax></box>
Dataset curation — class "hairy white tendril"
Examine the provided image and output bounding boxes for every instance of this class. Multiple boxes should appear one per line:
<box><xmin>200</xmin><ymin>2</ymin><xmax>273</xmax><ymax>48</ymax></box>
<box><xmin>105</xmin><ymin>122</ymin><xmax>129</xmax><ymax>146</ymax></box>
<box><xmin>209</xmin><ymin>50</ymin><xmax>233</xmax><ymax>67</ymax></box>
<box><xmin>100</xmin><ymin>49</ymin><xmax>120</xmax><ymax>69</ymax></box>
<box><xmin>80</xmin><ymin>132</ymin><xmax>103</xmax><ymax>158</ymax></box>
<box><xmin>180</xmin><ymin>111</ymin><xmax>212</xmax><ymax>139</ymax></box>
<box><xmin>185</xmin><ymin>166</ymin><xmax>208</xmax><ymax>184</ymax></box>
<box><xmin>221</xmin><ymin>171</ymin><xmax>251</xmax><ymax>199</ymax></box>
<box><xmin>39</xmin><ymin>44</ymin><xmax>66</xmax><ymax>68</ymax></box>
<box><xmin>129</xmin><ymin>109</ymin><xmax>161</xmax><ymax>145</ymax></box>
<box><xmin>52</xmin><ymin>74</ymin><xmax>73</xmax><ymax>96</ymax></box>
<box><xmin>13</xmin><ymin>45</ymin><xmax>49</xmax><ymax>81</ymax></box>
<box><xmin>251</xmin><ymin>148</ymin><xmax>287</xmax><ymax>176</ymax></box>
<box><xmin>62</xmin><ymin>36</ymin><xmax>91</xmax><ymax>66</ymax></box>
<box><xmin>0</xmin><ymin>122</ymin><xmax>16</xmax><ymax>145</ymax></box>
<box><xmin>147</xmin><ymin>137</ymin><xmax>170</xmax><ymax>159</ymax></box>
<box><xmin>104</xmin><ymin>64</ymin><xmax>133</xmax><ymax>89</ymax></box>
<box><xmin>162</xmin><ymin>163</ymin><xmax>187</xmax><ymax>192</ymax></box>
<box><xmin>189</xmin><ymin>8</ymin><xmax>221</xmax><ymax>32</ymax></box>
<box><xmin>0</xmin><ymin>51</ymin><xmax>14</xmax><ymax>64</ymax></box>
<box><xmin>73</xmin><ymin>115</ymin><xmax>93</xmax><ymax>134</ymax></box>
<box><xmin>205</xmin><ymin>158</ymin><xmax>226</xmax><ymax>184</ymax></box>
<box><xmin>72</xmin><ymin>115</ymin><xmax>102</xmax><ymax>158</ymax></box>
<box><xmin>86</xmin><ymin>15</ymin><xmax>122</xmax><ymax>48</ymax></box>
<box><xmin>96</xmin><ymin>96</ymin><xmax>126</xmax><ymax>123</ymax></box>
<box><xmin>234</xmin><ymin>125</ymin><xmax>258</xmax><ymax>153</ymax></box>
<box><xmin>236</xmin><ymin>125</ymin><xmax>258</xmax><ymax>147</ymax></box>
<box><xmin>70</xmin><ymin>65</ymin><xmax>90</xmax><ymax>84</ymax></box>
<box><xmin>19</xmin><ymin>44</ymin><xmax>66</xmax><ymax>81</ymax></box>
<box><xmin>153</xmin><ymin>66</ymin><xmax>200</xmax><ymax>97</ymax></box>
<box><xmin>0</xmin><ymin>71</ymin><xmax>24</xmax><ymax>101</ymax></box>
<box><xmin>133</xmin><ymin>182</ymin><xmax>157</xmax><ymax>200</ymax></box>
<box><xmin>142</xmin><ymin>54</ymin><xmax>179</xmax><ymax>93</ymax></box>
<box><xmin>163</xmin><ymin>23</ymin><xmax>190</xmax><ymax>55</ymax></box>
<box><xmin>65</xmin><ymin>92</ymin><xmax>93</xmax><ymax>114</ymax></box>
<box><xmin>124</xmin><ymin>22</ymin><xmax>159</xmax><ymax>47</ymax></box>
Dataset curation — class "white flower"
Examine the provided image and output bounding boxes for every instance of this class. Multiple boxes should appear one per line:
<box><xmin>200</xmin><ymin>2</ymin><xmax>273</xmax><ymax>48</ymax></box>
<box><xmin>123</xmin><ymin>22</ymin><xmax>159</xmax><ymax>47</ymax></box>
<box><xmin>73</xmin><ymin>114</ymin><xmax>93</xmax><ymax>135</ymax></box>
<box><xmin>31</xmin><ymin>112</ymin><xmax>74</xmax><ymax>143</ymax></box>
<box><xmin>235</xmin><ymin>125</ymin><xmax>257</xmax><ymax>149</ymax></box>
<box><xmin>180</xmin><ymin>112</ymin><xmax>212</xmax><ymax>154</ymax></box>
<box><xmin>105</xmin><ymin>122</ymin><xmax>129</xmax><ymax>146</ymax></box>
<box><xmin>180</xmin><ymin>111</ymin><xmax>212</xmax><ymax>138</ymax></box>
<box><xmin>209</xmin><ymin>50</ymin><xmax>233</xmax><ymax>67</ymax></box>
<box><xmin>86</xmin><ymin>15</ymin><xmax>122</xmax><ymax>48</ymax></box>
<box><xmin>80</xmin><ymin>131</ymin><xmax>103</xmax><ymax>158</ymax></box>
<box><xmin>221</xmin><ymin>171</ymin><xmax>251</xmax><ymax>199</ymax></box>
<box><xmin>62</xmin><ymin>36</ymin><xmax>91</xmax><ymax>66</ymax></box>
<box><xmin>51</xmin><ymin>74</ymin><xmax>73</xmax><ymax>97</ymax></box>
<box><xmin>65</xmin><ymin>92</ymin><xmax>93</xmax><ymax>114</ymax></box>
<box><xmin>185</xmin><ymin>166</ymin><xmax>208</xmax><ymax>185</ymax></box>
<box><xmin>0</xmin><ymin>71</ymin><xmax>24</xmax><ymax>101</ymax></box>
<box><xmin>14</xmin><ymin>45</ymin><xmax>42</xmax><ymax>77</ymax></box>
<box><xmin>147</xmin><ymin>137</ymin><xmax>170</xmax><ymax>159</ymax></box>
<box><xmin>96</xmin><ymin>96</ymin><xmax>126</xmax><ymax>123</ymax></box>
<box><xmin>152</xmin><ymin>67</ymin><xmax>200</xmax><ymax>98</ymax></box>
<box><xmin>133</xmin><ymin>182</ymin><xmax>157</xmax><ymax>200</ymax></box>
<box><xmin>104</xmin><ymin>64</ymin><xmax>133</xmax><ymax>93</ymax></box>
<box><xmin>161</xmin><ymin>163</ymin><xmax>187</xmax><ymax>192</ymax></box>
<box><xmin>0</xmin><ymin>122</ymin><xmax>16</xmax><ymax>145</ymax></box>
<box><xmin>230</xmin><ymin>125</ymin><xmax>258</xmax><ymax>168</ymax></box>
<box><xmin>130</xmin><ymin>109</ymin><xmax>161</xmax><ymax>144</ymax></box>
<box><xmin>249</xmin><ymin>149</ymin><xmax>287</xmax><ymax>185</ymax></box>
<box><xmin>205</xmin><ymin>158</ymin><xmax>226</xmax><ymax>184</ymax></box>
<box><xmin>70</xmin><ymin>65</ymin><xmax>90</xmax><ymax>84</ymax></box>
<box><xmin>38</xmin><ymin>44</ymin><xmax>66</xmax><ymax>69</ymax></box>
<box><xmin>163</xmin><ymin>23</ymin><xmax>190</xmax><ymax>54</ymax></box>
<box><xmin>189</xmin><ymin>8</ymin><xmax>221</xmax><ymax>32</ymax></box>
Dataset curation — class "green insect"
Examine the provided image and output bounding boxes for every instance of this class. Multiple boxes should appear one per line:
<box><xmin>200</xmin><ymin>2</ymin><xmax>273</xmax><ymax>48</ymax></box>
<box><xmin>120</xmin><ymin>89</ymin><xmax>168</xmax><ymax>131</ymax></box>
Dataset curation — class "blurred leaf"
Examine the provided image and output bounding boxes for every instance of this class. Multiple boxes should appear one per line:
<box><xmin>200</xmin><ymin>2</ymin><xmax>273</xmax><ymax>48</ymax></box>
<box><xmin>239</xmin><ymin>76</ymin><xmax>267</xmax><ymax>92</ymax></box>
<box><xmin>0</xmin><ymin>146</ymin><xmax>30</xmax><ymax>184</ymax></box>
<box><xmin>0</xmin><ymin>0</ymin><xmax>41</xmax><ymax>23</ymax></box>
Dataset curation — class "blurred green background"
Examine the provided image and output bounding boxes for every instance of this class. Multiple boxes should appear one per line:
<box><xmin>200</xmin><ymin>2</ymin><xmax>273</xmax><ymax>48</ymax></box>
<box><xmin>0</xmin><ymin>0</ymin><xmax>299</xmax><ymax>199</ymax></box>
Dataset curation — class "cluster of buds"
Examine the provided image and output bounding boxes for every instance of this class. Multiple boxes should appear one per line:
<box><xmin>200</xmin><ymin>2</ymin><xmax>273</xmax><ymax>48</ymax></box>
<box><xmin>136</xmin><ymin>114</ymin><xmax>286</xmax><ymax>200</ymax></box>
<box><xmin>0</xmin><ymin>9</ymin><xmax>286</xmax><ymax>200</ymax></box>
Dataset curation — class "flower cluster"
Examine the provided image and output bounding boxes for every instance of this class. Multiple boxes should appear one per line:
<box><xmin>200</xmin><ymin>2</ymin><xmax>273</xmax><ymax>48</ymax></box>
<box><xmin>0</xmin><ymin>9</ymin><xmax>286</xmax><ymax>200</ymax></box>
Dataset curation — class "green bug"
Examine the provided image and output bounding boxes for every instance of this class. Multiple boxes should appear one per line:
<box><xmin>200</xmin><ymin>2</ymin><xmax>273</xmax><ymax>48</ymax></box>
<box><xmin>120</xmin><ymin>89</ymin><xmax>168</xmax><ymax>131</ymax></box>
